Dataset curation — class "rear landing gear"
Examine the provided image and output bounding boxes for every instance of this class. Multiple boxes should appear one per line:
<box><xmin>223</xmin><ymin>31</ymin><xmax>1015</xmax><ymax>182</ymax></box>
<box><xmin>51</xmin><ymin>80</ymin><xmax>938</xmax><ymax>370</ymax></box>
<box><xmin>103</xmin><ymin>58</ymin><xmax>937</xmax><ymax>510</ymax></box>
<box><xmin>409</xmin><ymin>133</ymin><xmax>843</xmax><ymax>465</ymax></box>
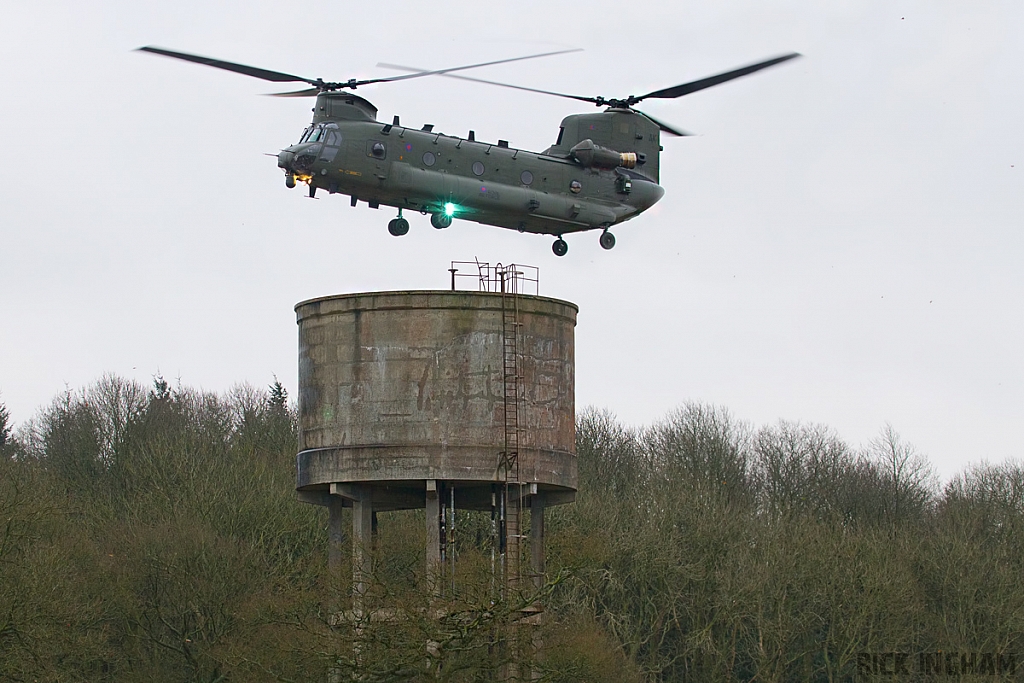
<box><xmin>388</xmin><ymin>208</ymin><xmax>409</xmax><ymax>237</ymax></box>
<box><xmin>599</xmin><ymin>230</ymin><xmax>616</xmax><ymax>250</ymax></box>
<box><xmin>430</xmin><ymin>212</ymin><xmax>452</xmax><ymax>229</ymax></box>
<box><xmin>387</xmin><ymin>218</ymin><xmax>409</xmax><ymax>236</ymax></box>
<box><xmin>552</xmin><ymin>238</ymin><xmax>568</xmax><ymax>257</ymax></box>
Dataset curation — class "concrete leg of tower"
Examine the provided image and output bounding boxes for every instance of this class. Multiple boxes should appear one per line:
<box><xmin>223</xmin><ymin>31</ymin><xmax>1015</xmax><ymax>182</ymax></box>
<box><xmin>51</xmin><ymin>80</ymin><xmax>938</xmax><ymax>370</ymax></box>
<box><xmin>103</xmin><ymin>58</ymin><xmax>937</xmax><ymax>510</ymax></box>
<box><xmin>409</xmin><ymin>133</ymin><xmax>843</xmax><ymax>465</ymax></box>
<box><xmin>327</xmin><ymin>494</ymin><xmax>346</xmax><ymax>630</ymax></box>
<box><xmin>352</xmin><ymin>486</ymin><xmax>373</xmax><ymax>612</ymax></box>
<box><xmin>529</xmin><ymin>492</ymin><xmax>546</xmax><ymax>681</ymax></box>
<box><xmin>530</xmin><ymin>493</ymin><xmax>545</xmax><ymax>591</ymax></box>
<box><xmin>425</xmin><ymin>479</ymin><xmax>441</xmax><ymax>595</ymax></box>
<box><xmin>328</xmin><ymin>495</ymin><xmax>345</xmax><ymax>573</ymax></box>
<box><xmin>506</xmin><ymin>487</ymin><xmax>521</xmax><ymax>589</ymax></box>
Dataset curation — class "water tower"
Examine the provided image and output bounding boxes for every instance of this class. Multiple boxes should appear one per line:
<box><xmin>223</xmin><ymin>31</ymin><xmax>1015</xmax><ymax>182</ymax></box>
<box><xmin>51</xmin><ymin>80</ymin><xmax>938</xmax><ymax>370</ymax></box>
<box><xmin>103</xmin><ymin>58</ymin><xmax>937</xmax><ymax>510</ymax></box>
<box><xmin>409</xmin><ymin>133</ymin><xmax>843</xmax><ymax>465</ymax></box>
<box><xmin>294</xmin><ymin>264</ymin><xmax>577</xmax><ymax>603</ymax></box>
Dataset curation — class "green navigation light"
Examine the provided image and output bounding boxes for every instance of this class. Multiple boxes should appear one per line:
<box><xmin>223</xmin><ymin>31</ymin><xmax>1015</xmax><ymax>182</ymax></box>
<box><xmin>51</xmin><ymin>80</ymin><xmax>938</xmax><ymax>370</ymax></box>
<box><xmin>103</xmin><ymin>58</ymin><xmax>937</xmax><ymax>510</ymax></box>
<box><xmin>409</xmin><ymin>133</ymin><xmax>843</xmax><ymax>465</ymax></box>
<box><xmin>444</xmin><ymin>202</ymin><xmax>456</xmax><ymax>217</ymax></box>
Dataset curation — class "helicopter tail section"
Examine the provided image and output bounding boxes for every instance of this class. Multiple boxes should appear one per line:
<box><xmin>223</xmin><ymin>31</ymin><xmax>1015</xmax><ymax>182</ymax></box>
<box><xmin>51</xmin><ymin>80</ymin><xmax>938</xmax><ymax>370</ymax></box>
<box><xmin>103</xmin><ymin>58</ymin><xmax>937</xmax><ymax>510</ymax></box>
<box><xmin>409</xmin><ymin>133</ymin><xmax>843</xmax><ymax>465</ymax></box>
<box><xmin>544</xmin><ymin>109</ymin><xmax>661</xmax><ymax>183</ymax></box>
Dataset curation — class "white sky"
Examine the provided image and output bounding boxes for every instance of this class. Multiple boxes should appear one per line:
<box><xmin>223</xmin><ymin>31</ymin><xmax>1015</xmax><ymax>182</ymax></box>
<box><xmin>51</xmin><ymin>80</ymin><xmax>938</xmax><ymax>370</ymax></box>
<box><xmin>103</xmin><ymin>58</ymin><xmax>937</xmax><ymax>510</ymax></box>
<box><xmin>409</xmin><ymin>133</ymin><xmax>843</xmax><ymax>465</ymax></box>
<box><xmin>1</xmin><ymin>1</ymin><xmax>1021</xmax><ymax>480</ymax></box>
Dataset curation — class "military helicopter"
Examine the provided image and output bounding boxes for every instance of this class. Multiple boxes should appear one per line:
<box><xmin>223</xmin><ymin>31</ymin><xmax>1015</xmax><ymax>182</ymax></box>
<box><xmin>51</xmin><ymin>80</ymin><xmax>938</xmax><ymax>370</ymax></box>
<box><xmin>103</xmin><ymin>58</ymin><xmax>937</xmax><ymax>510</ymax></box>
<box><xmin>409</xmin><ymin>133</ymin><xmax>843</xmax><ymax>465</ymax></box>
<box><xmin>138</xmin><ymin>46</ymin><xmax>799</xmax><ymax>256</ymax></box>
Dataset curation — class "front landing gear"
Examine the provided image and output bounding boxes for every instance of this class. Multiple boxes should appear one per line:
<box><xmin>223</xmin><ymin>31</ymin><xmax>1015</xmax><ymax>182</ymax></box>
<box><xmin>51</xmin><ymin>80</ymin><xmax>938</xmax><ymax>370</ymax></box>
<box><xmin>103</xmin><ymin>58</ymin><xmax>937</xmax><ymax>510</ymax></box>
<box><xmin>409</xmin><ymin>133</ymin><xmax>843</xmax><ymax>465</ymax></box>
<box><xmin>552</xmin><ymin>237</ymin><xmax>568</xmax><ymax>257</ymax></box>
<box><xmin>388</xmin><ymin>208</ymin><xmax>409</xmax><ymax>237</ymax></box>
<box><xmin>599</xmin><ymin>230</ymin><xmax>616</xmax><ymax>250</ymax></box>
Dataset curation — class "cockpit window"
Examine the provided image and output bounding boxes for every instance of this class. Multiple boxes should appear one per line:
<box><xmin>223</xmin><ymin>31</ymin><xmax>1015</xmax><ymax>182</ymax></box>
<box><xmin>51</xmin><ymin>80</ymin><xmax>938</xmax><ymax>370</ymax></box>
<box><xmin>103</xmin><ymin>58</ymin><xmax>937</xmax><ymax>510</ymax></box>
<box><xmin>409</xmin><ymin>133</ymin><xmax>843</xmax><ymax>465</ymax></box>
<box><xmin>300</xmin><ymin>122</ymin><xmax>340</xmax><ymax>144</ymax></box>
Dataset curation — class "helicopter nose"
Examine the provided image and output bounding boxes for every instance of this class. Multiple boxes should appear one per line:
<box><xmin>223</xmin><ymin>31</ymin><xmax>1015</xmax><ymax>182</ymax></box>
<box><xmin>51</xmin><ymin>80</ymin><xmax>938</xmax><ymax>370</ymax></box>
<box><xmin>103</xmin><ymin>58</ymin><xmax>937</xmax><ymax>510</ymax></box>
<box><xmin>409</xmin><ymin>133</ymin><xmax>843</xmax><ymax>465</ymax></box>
<box><xmin>278</xmin><ymin>150</ymin><xmax>295</xmax><ymax>170</ymax></box>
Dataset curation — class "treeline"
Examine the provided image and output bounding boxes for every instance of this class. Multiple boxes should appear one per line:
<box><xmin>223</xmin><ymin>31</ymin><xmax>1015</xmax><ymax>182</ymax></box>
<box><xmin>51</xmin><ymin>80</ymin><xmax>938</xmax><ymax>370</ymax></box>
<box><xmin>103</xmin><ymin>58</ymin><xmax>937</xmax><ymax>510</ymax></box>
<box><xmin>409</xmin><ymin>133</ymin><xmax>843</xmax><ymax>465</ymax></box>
<box><xmin>559</xmin><ymin>408</ymin><xmax>1023</xmax><ymax>680</ymax></box>
<box><xmin>1</xmin><ymin>377</ymin><xmax>1022</xmax><ymax>681</ymax></box>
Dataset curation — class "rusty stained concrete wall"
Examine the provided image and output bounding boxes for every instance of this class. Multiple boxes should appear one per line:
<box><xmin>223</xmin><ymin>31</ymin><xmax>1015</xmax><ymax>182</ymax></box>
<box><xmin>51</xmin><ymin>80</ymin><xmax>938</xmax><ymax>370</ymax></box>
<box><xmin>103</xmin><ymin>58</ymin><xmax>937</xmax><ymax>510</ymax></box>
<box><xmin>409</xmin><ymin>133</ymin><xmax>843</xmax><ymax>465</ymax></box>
<box><xmin>295</xmin><ymin>291</ymin><xmax>577</xmax><ymax>506</ymax></box>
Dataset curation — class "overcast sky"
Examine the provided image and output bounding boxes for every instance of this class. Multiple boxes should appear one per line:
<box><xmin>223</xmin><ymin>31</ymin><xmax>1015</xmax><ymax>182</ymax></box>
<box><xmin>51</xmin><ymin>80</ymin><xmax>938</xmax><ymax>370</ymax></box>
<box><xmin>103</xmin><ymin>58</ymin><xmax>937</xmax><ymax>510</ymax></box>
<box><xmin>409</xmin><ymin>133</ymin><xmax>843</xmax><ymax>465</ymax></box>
<box><xmin>1</xmin><ymin>1</ymin><xmax>1021</xmax><ymax>479</ymax></box>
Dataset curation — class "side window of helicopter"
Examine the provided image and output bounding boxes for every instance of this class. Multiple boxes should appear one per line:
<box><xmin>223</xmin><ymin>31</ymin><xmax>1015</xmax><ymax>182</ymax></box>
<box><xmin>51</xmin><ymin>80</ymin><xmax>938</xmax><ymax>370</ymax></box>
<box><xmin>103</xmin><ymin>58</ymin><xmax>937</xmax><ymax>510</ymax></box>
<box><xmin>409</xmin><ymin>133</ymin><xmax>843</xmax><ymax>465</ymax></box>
<box><xmin>319</xmin><ymin>126</ymin><xmax>342</xmax><ymax>163</ymax></box>
<box><xmin>520</xmin><ymin>170</ymin><xmax>534</xmax><ymax>186</ymax></box>
<box><xmin>472</xmin><ymin>161</ymin><xmax>485</xmax><ymax>176</ymax></box>
<box><xmin>307</xmin><ymin>126</ymin><xmax>324</xmax><ymax>143</ymax></box>
<box><xmin>323</xmin><ymin>129</ymin><xmax>342</xmax><ymax>147</ymax></box>
<box><xmin>298</xmin><ymin>126</ymin><xmax>312</xmax><ymax>143</ymax></box>
<box><xmin>366</xmin><ymin>140</ymin><xmax>386</xmax><ymax>159</ymax></box>
<box><xmin>422</xmin><ymin>151</ymin><xmax>436</xmax><ymax>167</ymax></box>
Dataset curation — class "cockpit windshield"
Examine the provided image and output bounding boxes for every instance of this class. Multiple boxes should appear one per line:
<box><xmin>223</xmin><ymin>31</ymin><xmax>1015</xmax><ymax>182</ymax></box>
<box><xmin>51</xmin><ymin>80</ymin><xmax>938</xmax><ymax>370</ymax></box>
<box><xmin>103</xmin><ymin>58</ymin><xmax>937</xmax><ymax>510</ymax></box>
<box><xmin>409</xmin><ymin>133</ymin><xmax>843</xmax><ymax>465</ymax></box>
<box><xmin>298</xmin><ymin>126</ymin><xmax>323</xmax><ymax>144</ymax></box>
<box><xmin>300</xmin><ymin>123</ymin><xmax>341</xmax><ymax>146</ymax></box>
<box><xmin>299</xmin><ymin>121</ymin><xmax>342</xmax><ymax>145</ymax></box>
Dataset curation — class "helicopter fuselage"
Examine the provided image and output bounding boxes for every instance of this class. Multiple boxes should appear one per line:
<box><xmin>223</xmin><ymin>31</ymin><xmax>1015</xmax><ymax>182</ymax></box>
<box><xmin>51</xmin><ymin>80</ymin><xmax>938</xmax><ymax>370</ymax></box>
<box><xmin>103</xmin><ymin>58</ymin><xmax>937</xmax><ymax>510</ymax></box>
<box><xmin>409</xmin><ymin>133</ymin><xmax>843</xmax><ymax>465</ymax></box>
<box><xmin>276</xmin><ymin>93</ymin><xmax>664</xmax><ymax>239</ymax></box>
<box><xmin>138</xmin><ymin>44</ymin><xmax>799</xmax><ymax>255</ymax></box>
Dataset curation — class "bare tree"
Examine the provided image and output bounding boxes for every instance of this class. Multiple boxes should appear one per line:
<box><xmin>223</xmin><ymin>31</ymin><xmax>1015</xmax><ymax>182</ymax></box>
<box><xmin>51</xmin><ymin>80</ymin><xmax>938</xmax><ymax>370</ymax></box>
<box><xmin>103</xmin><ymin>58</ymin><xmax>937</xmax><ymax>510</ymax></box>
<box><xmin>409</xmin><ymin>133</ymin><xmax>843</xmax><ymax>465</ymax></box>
<box><xmin>644</xmin><ymin>402</ymin><xmax>753</xmax><ymax>508</ymax></box>
<box><xmin>867</xmin><ymin>424</ymin><xmax>936</xmax><ymax>529</ymax></box>
<box><xmin>87</xmin><ymin>373</ymin><xmax>148</xmax><ymax>465</ymax></box>
<box><xmin>576</xmin><ymin>407</ymin><xmax>646</xmax><ymax>498</ymax></box>
<box><xmin>753</xmin><ymin>421</ymin><xmax>856</xmax><ymax>521</ymax></box>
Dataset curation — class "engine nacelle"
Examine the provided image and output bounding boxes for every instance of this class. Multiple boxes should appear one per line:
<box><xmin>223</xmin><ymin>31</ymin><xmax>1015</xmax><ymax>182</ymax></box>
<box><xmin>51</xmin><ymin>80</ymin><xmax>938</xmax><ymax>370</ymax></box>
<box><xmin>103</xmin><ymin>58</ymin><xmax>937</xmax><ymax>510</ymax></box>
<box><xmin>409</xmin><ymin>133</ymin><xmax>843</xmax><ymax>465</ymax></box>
<box><xmin>569</xmin><ymin>139</ymin><xmax>637</xmax><ymax>169</ymax></box>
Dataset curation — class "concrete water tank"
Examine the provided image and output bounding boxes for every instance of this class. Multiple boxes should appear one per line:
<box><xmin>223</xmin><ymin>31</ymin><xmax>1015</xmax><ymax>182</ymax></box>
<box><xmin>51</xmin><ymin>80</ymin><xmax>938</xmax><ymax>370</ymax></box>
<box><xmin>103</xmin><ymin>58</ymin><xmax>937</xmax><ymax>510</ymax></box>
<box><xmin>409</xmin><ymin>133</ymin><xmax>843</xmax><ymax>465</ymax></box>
<box><xmin>295</xmin><ymin>290</ymin><xmax>578</xmax><ymax>511</ymax></box>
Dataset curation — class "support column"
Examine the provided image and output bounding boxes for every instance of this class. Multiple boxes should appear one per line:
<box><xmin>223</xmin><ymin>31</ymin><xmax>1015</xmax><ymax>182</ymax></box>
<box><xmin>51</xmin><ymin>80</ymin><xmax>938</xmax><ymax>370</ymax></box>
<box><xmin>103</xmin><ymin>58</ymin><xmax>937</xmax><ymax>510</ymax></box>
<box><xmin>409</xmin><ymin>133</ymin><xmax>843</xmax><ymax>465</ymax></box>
<box><xmin>327</xmin><ymin>492</ymin><xmax>347</xmax><ymax>667</ymax></box>
<box><xmin>352</xmin><ymin>486</ymin><xmax>373</xmax><ymax>610</ymax></box>
<box><xmin>328</xmin><ymin>495</ymin><xmax>345</xmax><ymax>573</ymax></box>
<box><xmin>506</xmin><ymin>485</ymin><xmax>521</xmax><ymax>589</ymax></box>
<box><xmin>529</xmin><ymin>491</ymin><xmax>546</xmax><ymax>681</ymax></box>
<box><xmin>425</xmin><ymin>480</ymin><xmax>441</xmax><ymax>595</ymax></box>
<box><xmin>530</xmin><ymin>491</ymin><xmax>545</xmax><ymax>591</ymax></box>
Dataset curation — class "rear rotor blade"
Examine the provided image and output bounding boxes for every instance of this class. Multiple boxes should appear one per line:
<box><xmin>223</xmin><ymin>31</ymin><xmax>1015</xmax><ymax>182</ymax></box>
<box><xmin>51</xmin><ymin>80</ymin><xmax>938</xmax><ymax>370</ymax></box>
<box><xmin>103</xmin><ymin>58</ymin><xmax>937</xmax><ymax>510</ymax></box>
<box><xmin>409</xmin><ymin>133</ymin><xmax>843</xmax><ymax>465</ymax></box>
<box><xmin>633</xmin><ymin>53</ymin><xmax>801</xmax><ymax>103</ymax></box>
<box><xmin>632</xmin><ymin>109</ymin><xmax>692</xmax><ymax>137</ymax></box>
<box><xmin>367</xmin><ymin>48</ymin><xmax>582</xmax><ymax>87</ymax></box>
<box><xmin>136</xmin><ymin>46</ymin><xmax>316</xmax><ymax>84</ymax></box>
<box><xmin>377</xmin><ymin>62</ymin><xmax>599</xmax><ymax>104</ymax></box>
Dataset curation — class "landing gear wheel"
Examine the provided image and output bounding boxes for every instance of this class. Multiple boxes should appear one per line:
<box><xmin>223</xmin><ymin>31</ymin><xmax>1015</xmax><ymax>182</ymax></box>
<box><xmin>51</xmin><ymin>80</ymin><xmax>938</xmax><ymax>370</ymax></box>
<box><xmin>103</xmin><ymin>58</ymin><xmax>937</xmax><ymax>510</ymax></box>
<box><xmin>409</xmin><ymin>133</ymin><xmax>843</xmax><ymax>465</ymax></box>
<box><xmin>552</xmin><ymin>238</ymin><xmax>568</xmax><ymax>257</ymax></box>
<box><xmin>599</xmin><ymin>230</ymin><xmax>616</xmax><ymax>250</ymax></box>
<box><xmin>430</xmin><ymin>212</ymin><xmax>453</xmax><ymax>229</ymax></box>
<box><xmin>388</xmin><ymin>218</ymin><xmax>409</xmax><ymax>236</ymax></box>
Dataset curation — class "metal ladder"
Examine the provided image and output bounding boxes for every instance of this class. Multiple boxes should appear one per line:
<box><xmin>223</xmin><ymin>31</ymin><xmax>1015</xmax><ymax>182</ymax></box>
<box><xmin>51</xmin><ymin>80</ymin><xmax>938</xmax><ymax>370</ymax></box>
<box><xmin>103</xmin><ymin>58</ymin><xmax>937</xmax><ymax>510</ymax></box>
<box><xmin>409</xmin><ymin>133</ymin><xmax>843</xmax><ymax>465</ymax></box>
<box><xmin>498</xmin><ymin>265</ymin><xmax>523</xmax><ymax>590</ymax></box>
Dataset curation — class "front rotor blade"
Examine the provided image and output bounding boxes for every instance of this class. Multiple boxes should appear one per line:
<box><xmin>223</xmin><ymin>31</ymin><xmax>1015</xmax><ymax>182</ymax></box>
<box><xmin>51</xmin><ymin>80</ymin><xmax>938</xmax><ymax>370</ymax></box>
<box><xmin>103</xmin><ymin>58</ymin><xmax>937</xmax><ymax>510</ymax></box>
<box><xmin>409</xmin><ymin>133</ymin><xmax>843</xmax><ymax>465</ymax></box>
<box><xmin>137</xmin><ymin>46</ymin><xmax>316</xmax><ymax>84</ymax></box>
<box><xmin>634</xmin><ymin>53</ymin><xmax>801</xmax><ymax>103</ymax></box>
<box><xmin>632</xmin><ymin>109</ymin><xmax>692</xmax><ymax>137</ymax></box>
<box><xmin>376</xmin><ymin>62</ymin><xmax>599</xmax><ymax>104</ymax></box>
<box><xmin>366</xmin><ymin>48</ymin><xmax>582</xmax><ymax>87</ymax></box>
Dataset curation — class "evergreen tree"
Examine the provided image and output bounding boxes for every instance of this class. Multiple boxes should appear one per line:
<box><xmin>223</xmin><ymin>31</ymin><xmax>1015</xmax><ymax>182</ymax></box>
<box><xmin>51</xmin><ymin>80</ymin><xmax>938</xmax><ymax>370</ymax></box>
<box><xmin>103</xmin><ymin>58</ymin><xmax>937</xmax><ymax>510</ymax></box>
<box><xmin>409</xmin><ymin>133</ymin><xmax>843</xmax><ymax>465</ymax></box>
<box><xmin>268</xmin><ymin>376</ymin><xmax>288</xmax><ymax>413</ymax></box>
<box><xmin>151</xmin><ymin>373</ymin><xmax>171</xmax><ymax>401</ymax></box>
<box><xmin>0</xmin><ymin>394</ymin><xmax>12</xmax><ymax>456</ymax></box>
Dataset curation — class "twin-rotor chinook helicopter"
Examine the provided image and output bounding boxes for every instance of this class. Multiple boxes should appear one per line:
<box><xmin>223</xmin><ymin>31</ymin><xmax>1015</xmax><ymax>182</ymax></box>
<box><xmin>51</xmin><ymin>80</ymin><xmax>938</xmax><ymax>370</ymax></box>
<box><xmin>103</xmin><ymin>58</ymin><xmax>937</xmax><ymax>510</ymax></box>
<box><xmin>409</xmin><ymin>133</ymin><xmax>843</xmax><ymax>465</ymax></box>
<box><xmin>139</xmin><ymin>46</ymin><xmax>799</xmax><ymax>256</ymax></box>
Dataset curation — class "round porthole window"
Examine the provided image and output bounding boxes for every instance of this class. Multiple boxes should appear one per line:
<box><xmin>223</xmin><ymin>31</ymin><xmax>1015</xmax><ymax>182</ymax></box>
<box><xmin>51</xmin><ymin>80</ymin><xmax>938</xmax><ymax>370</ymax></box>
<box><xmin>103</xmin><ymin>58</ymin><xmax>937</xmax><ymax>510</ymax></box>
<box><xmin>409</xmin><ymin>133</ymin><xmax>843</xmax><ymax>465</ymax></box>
<box><xmin>423</xmin><ymin>151</ymin><xmax>436</xmax><ymax>167</ymax></box>
<box><xmin>371</xmin><ymin>142</ymin><xmax>386</xmax><ymax>158</ymax></box>
<box><xmin>472</xmin><ymin>161</ymin><xmax>485</xmax><ymax>176</ymax></box>
<box><xmin>520</xmin><ymin>170</ymin><xmax>534</xmax><ymax>185</ymax></box>
<box><xmin>570</xmin><ymin>180</ymin><xmax>582</xmax><ymax>193</ymax></box>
